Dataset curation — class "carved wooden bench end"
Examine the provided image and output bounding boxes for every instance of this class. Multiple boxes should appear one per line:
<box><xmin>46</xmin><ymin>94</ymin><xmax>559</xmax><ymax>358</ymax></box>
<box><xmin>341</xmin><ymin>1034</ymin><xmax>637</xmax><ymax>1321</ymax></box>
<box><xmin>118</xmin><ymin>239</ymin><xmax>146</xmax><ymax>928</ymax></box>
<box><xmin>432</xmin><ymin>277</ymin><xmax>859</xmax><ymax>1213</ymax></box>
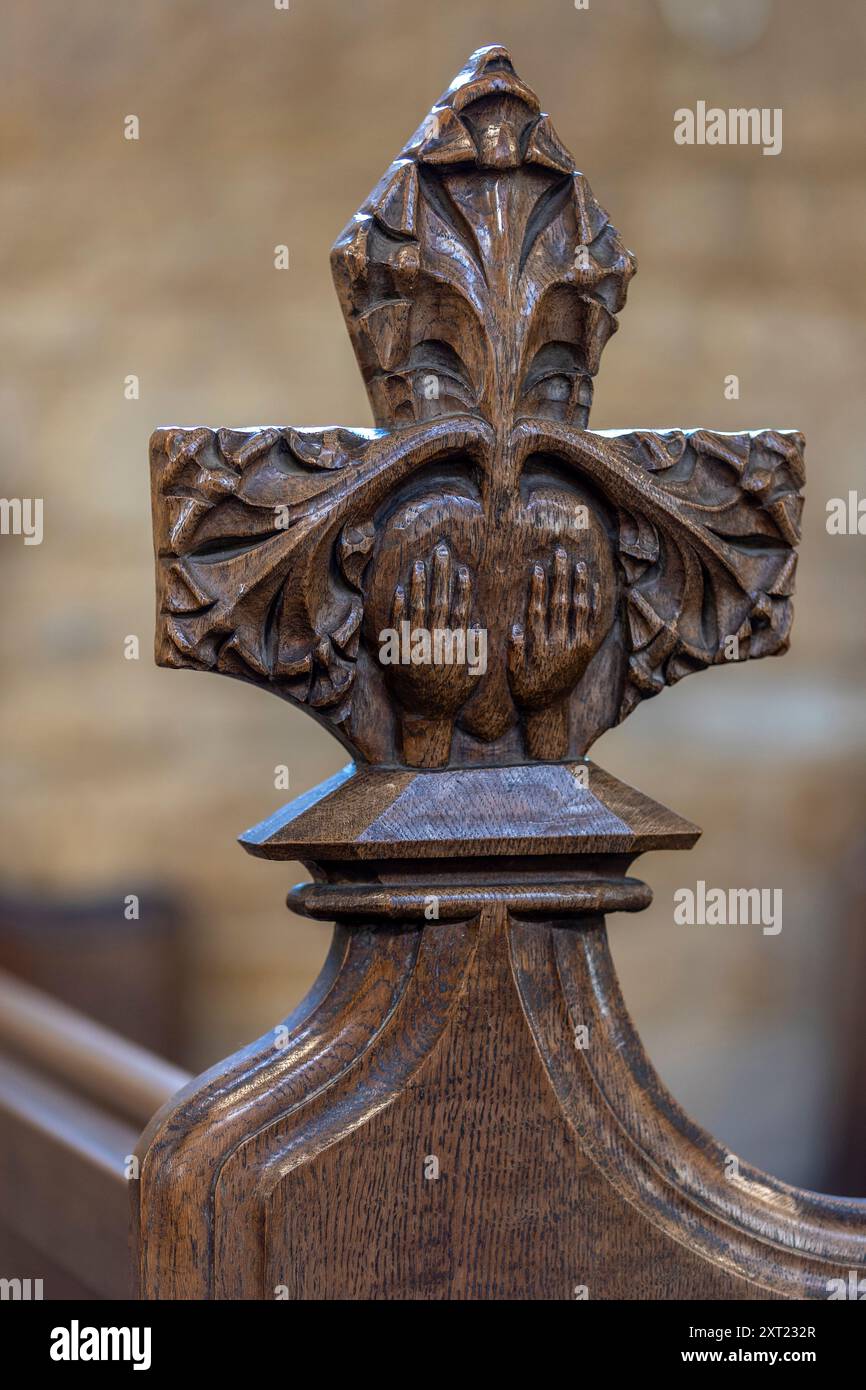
<box><xmin>138</xmin><ymin>45</ymin><xmax>865</xmax><ymax>1301</ymax></box>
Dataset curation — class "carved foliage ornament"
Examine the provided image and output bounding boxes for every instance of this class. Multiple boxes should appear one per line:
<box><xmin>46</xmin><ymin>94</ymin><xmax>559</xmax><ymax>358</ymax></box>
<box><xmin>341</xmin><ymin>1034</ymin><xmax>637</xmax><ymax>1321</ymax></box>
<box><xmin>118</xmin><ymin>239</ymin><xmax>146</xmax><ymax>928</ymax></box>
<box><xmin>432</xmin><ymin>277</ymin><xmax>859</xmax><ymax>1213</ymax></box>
<box><xmin>151</xmin><ymin>45</ymin><xmax>804</xmax><ymax>768</ymax></box>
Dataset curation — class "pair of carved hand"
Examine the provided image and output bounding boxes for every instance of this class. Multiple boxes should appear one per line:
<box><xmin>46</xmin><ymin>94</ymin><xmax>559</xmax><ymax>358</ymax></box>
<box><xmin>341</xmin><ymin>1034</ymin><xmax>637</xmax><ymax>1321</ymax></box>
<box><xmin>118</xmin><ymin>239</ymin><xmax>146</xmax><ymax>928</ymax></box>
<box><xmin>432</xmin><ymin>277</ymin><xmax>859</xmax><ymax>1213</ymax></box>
<box><xmin>382</xmin><ymin>539</ymin><xmax>601</xmax><ymax>743</ymax></box>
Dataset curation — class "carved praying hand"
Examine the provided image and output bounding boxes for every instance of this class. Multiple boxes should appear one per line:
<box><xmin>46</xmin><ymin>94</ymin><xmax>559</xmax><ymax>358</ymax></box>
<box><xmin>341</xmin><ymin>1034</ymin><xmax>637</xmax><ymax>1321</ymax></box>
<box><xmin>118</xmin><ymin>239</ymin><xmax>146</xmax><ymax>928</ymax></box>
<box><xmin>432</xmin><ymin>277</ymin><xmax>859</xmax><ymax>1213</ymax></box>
<box><xmin>509</xmin><ymin>549</ymin><xmax>601</xmax><ymax>704</ymax></box>
<box><xmin>508</xmin><ymin>548</ymin><xmax>602</xmax><ymax>760</ymax></box>
<box><xmin>381</xmin><ymin>541</ymin><xmax>485</xmax><ymax>767</ymax></box>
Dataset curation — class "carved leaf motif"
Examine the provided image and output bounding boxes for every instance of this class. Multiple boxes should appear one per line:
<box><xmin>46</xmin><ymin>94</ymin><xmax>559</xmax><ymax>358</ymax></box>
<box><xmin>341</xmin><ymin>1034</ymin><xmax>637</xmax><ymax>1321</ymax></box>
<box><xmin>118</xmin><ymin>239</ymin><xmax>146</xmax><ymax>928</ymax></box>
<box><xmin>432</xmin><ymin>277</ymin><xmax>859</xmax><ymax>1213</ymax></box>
<box><xmin>331</xmin><ymin>45</ymin><xmax>636</xmax><ymax>433</ymax></box>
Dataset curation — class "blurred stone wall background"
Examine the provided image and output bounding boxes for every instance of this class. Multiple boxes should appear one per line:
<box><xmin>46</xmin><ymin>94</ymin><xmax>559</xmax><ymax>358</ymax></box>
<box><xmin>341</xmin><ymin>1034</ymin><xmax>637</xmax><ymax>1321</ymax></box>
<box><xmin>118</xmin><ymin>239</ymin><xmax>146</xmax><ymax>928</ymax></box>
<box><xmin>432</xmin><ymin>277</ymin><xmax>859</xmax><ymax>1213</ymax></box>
<box><xmin>1</xmin><ymin>0</ymin><xmax>864</xmax><ymax>1193</ymax></box>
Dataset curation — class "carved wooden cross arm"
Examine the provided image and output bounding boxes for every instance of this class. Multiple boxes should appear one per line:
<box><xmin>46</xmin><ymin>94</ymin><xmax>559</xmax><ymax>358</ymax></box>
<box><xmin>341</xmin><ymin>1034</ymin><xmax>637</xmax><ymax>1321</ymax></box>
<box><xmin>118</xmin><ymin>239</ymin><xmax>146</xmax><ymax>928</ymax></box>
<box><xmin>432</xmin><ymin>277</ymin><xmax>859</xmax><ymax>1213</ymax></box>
<box><xmin>151</xmin><ymin>42</ymin><xmax>803</xmax><ymax>770</ymax></box>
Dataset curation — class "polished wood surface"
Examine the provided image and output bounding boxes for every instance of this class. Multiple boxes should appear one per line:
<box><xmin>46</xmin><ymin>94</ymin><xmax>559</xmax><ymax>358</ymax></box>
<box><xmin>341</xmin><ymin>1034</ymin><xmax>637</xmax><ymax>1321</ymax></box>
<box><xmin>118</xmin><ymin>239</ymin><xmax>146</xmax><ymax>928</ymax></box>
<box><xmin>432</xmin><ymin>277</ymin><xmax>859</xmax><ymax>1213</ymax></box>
<box><xmin>138</xmin><ymin>45</ymin><xmax>863</xmax><ymax>1300</ymax></box>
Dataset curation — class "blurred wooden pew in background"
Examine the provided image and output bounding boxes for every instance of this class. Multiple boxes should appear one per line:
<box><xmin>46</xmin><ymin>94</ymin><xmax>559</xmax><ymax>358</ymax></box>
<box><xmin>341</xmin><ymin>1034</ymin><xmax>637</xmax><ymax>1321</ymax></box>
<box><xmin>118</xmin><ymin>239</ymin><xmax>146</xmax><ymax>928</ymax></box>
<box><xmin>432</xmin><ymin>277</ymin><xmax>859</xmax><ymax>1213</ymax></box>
<box><xmin>0</xmin><ymin>971</ymin><xmax>188</xmax><ymax>1299</ymax></box>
